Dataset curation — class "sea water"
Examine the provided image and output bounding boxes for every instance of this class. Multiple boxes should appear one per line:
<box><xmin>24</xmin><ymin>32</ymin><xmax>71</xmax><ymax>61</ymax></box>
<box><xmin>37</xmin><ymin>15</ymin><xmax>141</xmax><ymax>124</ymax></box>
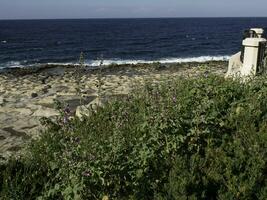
<box><xmin>0</xmin><ymin>18</ymin><xmax>267</xmax><ymax>69</ymax></box>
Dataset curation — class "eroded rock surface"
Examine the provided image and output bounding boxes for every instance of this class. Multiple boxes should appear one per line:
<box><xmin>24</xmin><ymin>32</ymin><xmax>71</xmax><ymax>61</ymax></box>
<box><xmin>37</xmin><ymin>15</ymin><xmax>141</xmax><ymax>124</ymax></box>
<box><xmin>0</xmin><ymin>62</ymin><xmax>227</xmax><ymax>161</ymax></box>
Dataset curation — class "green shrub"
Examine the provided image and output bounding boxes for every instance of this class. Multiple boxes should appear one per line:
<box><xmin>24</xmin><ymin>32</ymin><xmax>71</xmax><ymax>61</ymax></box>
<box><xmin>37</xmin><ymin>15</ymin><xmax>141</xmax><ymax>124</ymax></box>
<box><xmin>1</xmin><ymin>74</ymin><xmax>267</xmax><ymax>199</ymax></box>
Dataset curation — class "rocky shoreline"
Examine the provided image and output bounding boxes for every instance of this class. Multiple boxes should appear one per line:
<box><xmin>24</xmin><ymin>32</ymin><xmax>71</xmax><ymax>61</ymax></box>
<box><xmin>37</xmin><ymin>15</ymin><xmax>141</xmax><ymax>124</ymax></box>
<box><xmin>0</xmin><ymin>61</ymin><xmax>227</xmax><ymax>161</ymax></box>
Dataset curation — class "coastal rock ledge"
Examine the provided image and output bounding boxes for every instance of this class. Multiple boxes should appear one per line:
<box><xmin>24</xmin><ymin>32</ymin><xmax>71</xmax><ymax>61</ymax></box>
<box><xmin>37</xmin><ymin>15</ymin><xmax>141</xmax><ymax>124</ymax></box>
<box><xmin>0</xmin><ymin>62</ymin><xmax>227</xmax><ymax>161</ymax></box>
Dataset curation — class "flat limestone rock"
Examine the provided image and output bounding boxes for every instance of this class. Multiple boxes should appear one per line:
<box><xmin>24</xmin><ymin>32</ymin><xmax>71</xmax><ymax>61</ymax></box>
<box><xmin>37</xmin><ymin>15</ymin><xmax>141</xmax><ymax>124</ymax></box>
<box><xmin>32</xmin><ymin>105</ymin><xmax>59</xmax><ymax>117</ymax></box>
<box><xmin>76</xmin><ymin>105</ymin><xmax>91</xmax><ymax>118</ymax></box>
<box><xmin>0</xmin><ymin>97</ymin><xmax>6</xmax><ymax>105</ymax></box>
<box><xmin>76</xmin><ymin>98</ymin><xmax>102</xmax><ymax>119</ymax></box>
<box><xmin>15</xmin><ymin>108</ymin><xmax>34</xmax><ymax>116</ymax></box>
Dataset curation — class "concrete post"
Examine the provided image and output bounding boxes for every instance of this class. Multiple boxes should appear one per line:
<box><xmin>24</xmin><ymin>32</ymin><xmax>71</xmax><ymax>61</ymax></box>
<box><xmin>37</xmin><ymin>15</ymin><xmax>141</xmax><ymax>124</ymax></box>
<box><xmin>226</xmin><ymin>28</ymin><xmax>267</xmax><ymax>78</ymax></box>
<box><xmin>241</xmin><ymin>37</ymin><xmax>266</xmax><ymax>76</ymax></box>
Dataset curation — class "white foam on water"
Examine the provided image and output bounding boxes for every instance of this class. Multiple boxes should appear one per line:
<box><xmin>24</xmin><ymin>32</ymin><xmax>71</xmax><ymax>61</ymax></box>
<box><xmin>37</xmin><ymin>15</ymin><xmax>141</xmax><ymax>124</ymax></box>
<box><xmin>0</xmin><ymin>55</ymin><xmax>230</xmax><ymax>69</ymax></box>
<box><xmin>88</xmin><ymin>55</ymin><xmax>230</xmax><ymax>67</ymax></box>
<box><xmin>0</xmin><ymin>61</ymin><xmax>24</xmax><ymax>69</ymax></box>
<box><xmin>46</xmin><ymin>62</ymin><xmax>78</xmax><ymax>66</ymax></box>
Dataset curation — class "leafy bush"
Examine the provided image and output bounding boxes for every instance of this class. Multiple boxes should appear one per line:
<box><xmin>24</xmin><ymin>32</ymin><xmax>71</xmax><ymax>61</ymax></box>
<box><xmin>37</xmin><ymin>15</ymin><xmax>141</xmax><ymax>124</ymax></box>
<box><xmin>1</xmin><ymin>74</ymin><xmax>267</xmax><ymax>199</ymax></box>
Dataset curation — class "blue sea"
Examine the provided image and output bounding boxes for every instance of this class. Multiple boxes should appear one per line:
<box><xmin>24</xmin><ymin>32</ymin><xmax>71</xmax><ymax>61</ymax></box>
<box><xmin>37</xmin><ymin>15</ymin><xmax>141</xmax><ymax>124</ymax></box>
<box><xmin>1</xmin><ymin>18</ymin><xmax>267</xmax><ymax>69</ymax></box>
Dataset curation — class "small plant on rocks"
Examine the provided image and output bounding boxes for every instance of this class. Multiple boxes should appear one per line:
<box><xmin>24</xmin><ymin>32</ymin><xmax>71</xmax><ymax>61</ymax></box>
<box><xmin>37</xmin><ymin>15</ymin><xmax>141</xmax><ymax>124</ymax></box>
<box><xmin>75</xmin><ymin>51</ymin><xmax>86</xmax><ymax>104</ymax></box>
<box><xmin>95</xmin><ymin>54</ymin><xmax>105</xmax><ymax>106</ymax></box>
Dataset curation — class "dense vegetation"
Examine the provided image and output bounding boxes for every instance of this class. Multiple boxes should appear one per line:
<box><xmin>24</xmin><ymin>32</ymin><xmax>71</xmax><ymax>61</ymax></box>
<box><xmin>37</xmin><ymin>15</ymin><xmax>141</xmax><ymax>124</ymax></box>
<box><xmin>1</xmin><ymin>74</ymin><xmax>267</xmax><ymax>200</ymax></box>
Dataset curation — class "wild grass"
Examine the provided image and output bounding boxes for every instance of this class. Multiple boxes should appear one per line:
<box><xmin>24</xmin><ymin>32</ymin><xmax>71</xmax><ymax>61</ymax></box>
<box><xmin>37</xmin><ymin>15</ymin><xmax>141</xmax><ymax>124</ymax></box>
<box><xmin>1</xmin><ymin>73</ymin><xmax>267</xmax><ymax>200</ymax></box>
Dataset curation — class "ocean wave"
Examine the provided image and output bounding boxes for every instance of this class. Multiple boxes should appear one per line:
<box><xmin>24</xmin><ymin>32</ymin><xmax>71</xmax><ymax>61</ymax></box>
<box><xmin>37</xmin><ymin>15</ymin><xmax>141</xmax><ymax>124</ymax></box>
<box><xmin>0</xmin><ymin>56</ymin><xmax>230</xmax><ymax>69</ymax></box>
<box><xmin>88</xmin><ymin>55</ymin><xmax>230</xmax><ymax>66</ymax></box>
<box><xmin>0</xmin><ymin>61</ymin><xmax>24</xmax><ymax>69</ymax></box>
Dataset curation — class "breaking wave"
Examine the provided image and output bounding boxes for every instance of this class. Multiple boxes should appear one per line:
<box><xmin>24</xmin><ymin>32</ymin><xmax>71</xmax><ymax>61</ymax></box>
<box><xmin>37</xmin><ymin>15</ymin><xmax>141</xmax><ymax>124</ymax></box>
<box><xmin>88</xmin><ymin>55</ymin><xmax>230</xmax><ymax>67</ymax></box>
<box><xmin>0</xmin><ymin>55</ymin><xmax>230</xmax><ymax>70</ymax></box>
<box><xmin>0</xmin><ymin>61</ymin><xmax>24</xmax><ymax>69</ymax></box>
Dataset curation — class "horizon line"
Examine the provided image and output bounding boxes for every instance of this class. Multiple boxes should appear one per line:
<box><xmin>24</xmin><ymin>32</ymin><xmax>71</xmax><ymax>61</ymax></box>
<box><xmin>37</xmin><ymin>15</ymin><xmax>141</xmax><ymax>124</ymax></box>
<box><xmin>1</xmin><ymin>16</ymin><xmax>267</xmax><ymax>21</ymax></box>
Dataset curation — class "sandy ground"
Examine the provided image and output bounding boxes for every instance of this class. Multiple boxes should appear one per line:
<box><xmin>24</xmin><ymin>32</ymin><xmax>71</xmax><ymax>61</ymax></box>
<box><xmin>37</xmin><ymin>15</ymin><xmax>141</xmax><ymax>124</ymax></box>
<box><xmin>0</xmin><ymin>61</ymin><xmax>227</xmax><ymax>161</ymax></box>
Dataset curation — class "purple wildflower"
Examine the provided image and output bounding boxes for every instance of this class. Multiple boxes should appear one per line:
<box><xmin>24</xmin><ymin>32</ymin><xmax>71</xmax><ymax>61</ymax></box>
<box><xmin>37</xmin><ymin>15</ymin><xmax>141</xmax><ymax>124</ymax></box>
<box><xmin>63</xmin><ymin>116</ymin><xmax>69</xmax><ymax>124</ymax></box>
<box><xmin>64</xmin><ymin>104</ymin><xmax>71</xmax><ymax>114</ymax></box>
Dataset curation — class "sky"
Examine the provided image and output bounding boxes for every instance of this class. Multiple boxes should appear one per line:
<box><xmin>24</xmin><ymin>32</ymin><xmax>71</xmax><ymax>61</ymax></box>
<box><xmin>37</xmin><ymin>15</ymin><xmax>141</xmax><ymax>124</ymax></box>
<box><xmin>0</xmin><ymin>0</ymin><xmax>267</xmax><ymax>20</ymax></box>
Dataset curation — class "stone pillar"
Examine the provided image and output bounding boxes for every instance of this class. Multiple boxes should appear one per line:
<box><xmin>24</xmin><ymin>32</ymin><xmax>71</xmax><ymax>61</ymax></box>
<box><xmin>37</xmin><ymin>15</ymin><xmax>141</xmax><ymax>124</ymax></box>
<box><xmin>226</xmin><ymin>28</ymin><xmax>267</xmax><ymax>78</ymax></box>
<box><xmin>241</xmin><ymin>37</ymin><xmax>266</xmax><ymax>76</ymax></box>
